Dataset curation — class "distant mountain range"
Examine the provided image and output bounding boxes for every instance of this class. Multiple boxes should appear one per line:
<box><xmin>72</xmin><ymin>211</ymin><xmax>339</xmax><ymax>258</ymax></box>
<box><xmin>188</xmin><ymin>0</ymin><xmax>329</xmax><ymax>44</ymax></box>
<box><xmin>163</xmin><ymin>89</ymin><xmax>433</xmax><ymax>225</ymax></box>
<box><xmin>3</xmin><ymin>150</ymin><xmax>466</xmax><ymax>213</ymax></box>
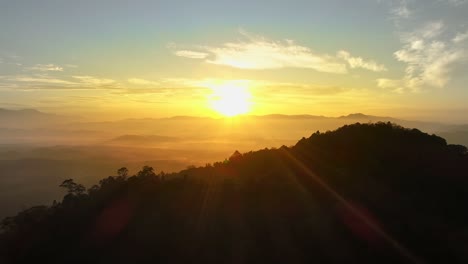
<box><xmin>0</xmin><ymin>108</ymin><xmax>59</xmax><ymax>119</ymax></box>
<box><xmin>0</xmin><ymin>108</ymin><xmax>72</xmax><ymax>128</ymax></box>
<box><xmin>110</xmin><ymin>134</ymin><xmax>181</xmax><ymax>144</ymax></box>
<box><xmin>1</xmin><ymin>108</ymin><xmax>467</xmax><ymax>146</ymax></box>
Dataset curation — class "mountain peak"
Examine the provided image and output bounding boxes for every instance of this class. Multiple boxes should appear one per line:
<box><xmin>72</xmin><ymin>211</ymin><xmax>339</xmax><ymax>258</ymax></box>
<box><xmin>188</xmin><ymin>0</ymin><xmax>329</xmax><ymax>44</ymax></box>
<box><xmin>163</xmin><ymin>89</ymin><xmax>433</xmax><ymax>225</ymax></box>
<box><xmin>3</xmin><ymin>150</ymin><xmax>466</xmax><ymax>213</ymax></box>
<box><xmin>339</xmin><ymin>113</ymin><xmax>370</xmax><ymax>119</ymax></box>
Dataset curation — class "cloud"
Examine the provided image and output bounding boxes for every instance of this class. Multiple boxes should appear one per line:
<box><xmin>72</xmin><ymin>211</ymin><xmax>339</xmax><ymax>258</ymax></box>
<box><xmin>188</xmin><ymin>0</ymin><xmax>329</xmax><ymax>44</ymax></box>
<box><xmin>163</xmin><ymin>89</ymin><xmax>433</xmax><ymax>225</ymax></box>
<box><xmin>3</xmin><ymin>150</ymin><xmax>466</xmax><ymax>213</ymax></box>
<box><xmin>378</xmin><ymin>21</ymin><xmax>467</xmax><ymax>92</ymax></box>
<box><xmin>337</xmin><ymin>50</ymin><xmax>387</xmax><ymax>72</ymax></box>
<box><xmin>173</xmin><ymin>31</ymin><xmax>388</xmax><ymax>74</ymax></box>
<box><xmin>174</xmin><ymin>50</ymin><xmax>209</xmax><ymax>59</ymax></box>
<box><xmin>4</xmin><ymin>76</ymin><xmax>76</xmax><ymax>85</ymax></box>
<box><xmin>114</xmin><ymin>78</ymin><xmax>210</xmax><ymax>95</ymax></box>
<box><xmin>206</xmin><ymin>37</ymin><xmax>347</xmax><ymax>73</ymax></box>
<box><xmin>173</xmin><ymin>31</ymin><xmax>348</xmax><ymax>73</ymax></box>
<box><xmin>72</xmin><ymin>76</ymin><xmax>116</xmax><ymax>86</ymax></box>
<box><xmin>114</xmin><ymin>77</ymin><xmax>351</xmax><ymax>98</ymax></box>
<box><xmin>391</xmin><ymin>0</ymin><xmax>412</xmax><ymax>19</ymax></box>
<box><xmin>28</xmin><ymin>64</ymin><xmax>64</xmax><ymax>72</ymax></box>
<box><xmin>254</xmin><ymin>81</ymin><xmax>347</xmax><ymax>96</ymax></box>
<box><xmin>0</xmin><ymin>73</ymin><xmax>122</xmax><ymax>91</ymax></box>
<box><xmin>376</xmin><ymin>78</ymin><xmax>405</xmax><ymax>93</ymax></box>
<box><xmin>127</xmin><ymin>78</ymin><xmax>160</xmax><ymax>86</ymax></box>
<box><xmin>0</xmin><ymin>75</ymin><xmax>122</xmax><ymax>91</ymax></box>
<box><xmin>412</xmin><ymin>21</ymin><xmax>444</xmax><ymax>39</ymax></box>
<box><xmin>453</xmin><ymin>30</ymin><xmax>468</xmax><ymax>43</ymax></box>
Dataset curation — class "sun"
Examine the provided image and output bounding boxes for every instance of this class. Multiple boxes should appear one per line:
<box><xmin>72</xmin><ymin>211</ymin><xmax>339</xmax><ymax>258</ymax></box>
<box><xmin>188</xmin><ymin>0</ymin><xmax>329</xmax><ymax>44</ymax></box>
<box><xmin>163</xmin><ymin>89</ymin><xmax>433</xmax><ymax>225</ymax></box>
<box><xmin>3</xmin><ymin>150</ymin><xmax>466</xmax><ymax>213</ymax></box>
<box><xmin>207</xmin><ymin>81</ymin><xmax>252</xmax><ymax>117</ymax></box>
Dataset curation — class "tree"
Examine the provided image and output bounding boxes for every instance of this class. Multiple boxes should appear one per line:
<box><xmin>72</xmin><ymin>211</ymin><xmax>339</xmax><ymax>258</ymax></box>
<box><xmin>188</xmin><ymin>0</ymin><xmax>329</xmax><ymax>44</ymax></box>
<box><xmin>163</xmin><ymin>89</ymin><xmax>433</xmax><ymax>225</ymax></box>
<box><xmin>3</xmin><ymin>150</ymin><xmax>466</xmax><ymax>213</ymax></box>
<box><xmin>59</xmin><ymin>179</ymin><xmax>85</xmax><ymax>195</ymax></box>
<box><xmin>229</xmin><ymin>150</ymin><xmax>242</xmax><ymax>162</ymax></box>
<box><xmin>117</xmin><ymin>167</ymin><xmax>129</xmax><ymax>178</ymax></box>
<box><xmin>137</xmin><ymin>166</ymin><xmax>156</xmax><ymax>177</ymax></box>
<box><xmin>87</xmin><ymin>185</ymin><xmax>100</xmax><ymax>195</ymax></box>
<box><xmin>448</xmin><ymin>144</ymin><xmax>468</xmax><ymax>156</ymax></box>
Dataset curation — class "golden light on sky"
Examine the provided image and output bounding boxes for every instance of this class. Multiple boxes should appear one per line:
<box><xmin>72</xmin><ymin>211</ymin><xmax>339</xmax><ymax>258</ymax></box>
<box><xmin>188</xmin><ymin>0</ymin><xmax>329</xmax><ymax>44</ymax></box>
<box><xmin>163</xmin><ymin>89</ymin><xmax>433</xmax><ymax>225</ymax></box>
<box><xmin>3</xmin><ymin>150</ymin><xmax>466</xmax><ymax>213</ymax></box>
<box><xmin>0</xmin><ymin>1</ymin><xmax>467</xmax><ymax>122</ymax></box>
<box><xmin>206</xmin><ymin>80</ymin><xmax>252</xmax><ymax>117</ymax></box>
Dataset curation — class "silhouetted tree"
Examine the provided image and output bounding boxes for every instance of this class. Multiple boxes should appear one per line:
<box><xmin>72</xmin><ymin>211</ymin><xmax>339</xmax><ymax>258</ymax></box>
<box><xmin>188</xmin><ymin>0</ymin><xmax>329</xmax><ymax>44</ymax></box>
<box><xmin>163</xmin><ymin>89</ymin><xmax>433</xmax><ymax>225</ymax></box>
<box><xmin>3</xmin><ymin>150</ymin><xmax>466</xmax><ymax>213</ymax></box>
<box><xmin>117</xmin><ymin>167</ymin><xmax>129</xmax><ymax>178</ymax></box>
<box><xmin>59</xmin><ymin>179</ymin><xmax>85</xmax><ymax>195</ymax></box>
<box><xmin>229</xmin><ymin>150</ymin><xmax>242</xmax><ymax>161</ymax></box>
<box><xmin>137</xmin><ymin>165</ymin><xmax>156</xmax><ymax>177</ymax></box>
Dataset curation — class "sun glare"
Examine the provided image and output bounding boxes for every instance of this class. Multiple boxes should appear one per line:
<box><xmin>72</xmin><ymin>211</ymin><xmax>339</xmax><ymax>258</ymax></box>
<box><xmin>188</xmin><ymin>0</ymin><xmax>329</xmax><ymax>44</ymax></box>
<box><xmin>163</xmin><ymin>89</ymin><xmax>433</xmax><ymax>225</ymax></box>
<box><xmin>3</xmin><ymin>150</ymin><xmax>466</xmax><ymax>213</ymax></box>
<box><xmin>207</xmin><ymin>81</ymin><xmax>252</xmax><ymax>117</ymax></box>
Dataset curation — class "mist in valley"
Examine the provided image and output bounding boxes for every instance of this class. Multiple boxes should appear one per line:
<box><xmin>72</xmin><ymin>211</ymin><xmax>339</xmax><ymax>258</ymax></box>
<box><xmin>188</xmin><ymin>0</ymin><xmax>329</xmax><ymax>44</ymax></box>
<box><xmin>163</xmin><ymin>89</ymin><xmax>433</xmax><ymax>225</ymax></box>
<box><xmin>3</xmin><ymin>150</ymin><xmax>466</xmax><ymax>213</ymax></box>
<box><xmin>1</xmin><ymin>108</ymin><xmax>467</xmax><ymax>219</ymax></box>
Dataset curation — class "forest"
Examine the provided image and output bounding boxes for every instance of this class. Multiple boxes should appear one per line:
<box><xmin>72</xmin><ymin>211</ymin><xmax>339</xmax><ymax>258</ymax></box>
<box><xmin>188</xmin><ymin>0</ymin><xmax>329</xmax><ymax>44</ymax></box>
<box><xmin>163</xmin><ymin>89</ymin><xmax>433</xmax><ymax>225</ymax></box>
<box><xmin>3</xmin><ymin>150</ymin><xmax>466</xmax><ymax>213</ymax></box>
<box><xmin>1</xmin><ymin>122</ymin><xmax>467</xmax><ymax>264</ymax></box>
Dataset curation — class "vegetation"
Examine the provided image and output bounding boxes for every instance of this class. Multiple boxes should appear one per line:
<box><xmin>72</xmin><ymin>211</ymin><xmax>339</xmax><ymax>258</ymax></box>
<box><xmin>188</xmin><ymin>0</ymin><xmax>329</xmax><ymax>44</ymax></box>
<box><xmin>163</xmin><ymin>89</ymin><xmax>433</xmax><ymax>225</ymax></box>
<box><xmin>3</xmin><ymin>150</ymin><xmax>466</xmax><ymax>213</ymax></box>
<box><xmin>1</xmin><ymin>122</ymin><xmax>467</xmax><ymax>263</ymax></box>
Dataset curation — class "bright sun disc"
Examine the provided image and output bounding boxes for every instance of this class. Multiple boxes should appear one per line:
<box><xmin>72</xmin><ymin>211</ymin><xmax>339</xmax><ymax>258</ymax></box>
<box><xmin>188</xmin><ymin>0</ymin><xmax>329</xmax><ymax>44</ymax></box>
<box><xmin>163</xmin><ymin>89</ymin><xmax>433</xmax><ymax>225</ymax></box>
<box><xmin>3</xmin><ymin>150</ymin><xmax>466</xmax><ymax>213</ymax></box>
<box><xmin>208</xmin><ymin>81</ymin><xmax>252</xmax><ymax>117</ymax></box>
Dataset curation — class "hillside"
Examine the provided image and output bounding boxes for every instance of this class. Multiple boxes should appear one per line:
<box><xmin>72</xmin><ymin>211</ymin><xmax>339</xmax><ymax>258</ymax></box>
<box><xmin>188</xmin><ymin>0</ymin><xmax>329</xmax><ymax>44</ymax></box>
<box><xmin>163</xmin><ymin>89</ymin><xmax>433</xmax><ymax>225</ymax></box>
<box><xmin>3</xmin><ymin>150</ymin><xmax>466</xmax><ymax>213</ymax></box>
<box><xmin>1</xmin><ymin>123</ymin><xmax>467</xmax><ymax>264</ymax></box>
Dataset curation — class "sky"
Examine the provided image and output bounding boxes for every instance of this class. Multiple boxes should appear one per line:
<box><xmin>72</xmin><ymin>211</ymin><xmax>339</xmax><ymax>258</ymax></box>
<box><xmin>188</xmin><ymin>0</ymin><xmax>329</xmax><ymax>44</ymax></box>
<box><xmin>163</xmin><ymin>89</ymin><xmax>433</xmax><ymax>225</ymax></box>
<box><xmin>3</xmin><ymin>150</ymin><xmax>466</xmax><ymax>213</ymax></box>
<box><xmin>0</xmin><ymin>0</ymin><xmax>467</xmax><ymax>122</ymax></box>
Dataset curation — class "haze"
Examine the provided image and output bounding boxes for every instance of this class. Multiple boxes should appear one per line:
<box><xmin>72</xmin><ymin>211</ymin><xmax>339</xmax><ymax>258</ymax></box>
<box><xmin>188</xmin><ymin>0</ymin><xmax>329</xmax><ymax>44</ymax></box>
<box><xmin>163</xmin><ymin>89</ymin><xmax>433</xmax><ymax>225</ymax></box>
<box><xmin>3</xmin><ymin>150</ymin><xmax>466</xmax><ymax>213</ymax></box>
<box><xmin>1</xmin><ymin>2</ymin><xmax>468</xmax><ymax>260</ymax></box>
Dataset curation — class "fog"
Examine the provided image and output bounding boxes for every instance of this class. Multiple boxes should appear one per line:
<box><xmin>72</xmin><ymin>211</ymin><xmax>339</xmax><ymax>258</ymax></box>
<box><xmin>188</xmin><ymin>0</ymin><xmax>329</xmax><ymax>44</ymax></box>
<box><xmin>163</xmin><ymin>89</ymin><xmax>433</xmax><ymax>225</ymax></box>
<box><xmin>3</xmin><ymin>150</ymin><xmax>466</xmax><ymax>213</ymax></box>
<box><xmin>1</xmin><ymin>108</ymin><xmax>467</xmax><ymax>219</ymax></box>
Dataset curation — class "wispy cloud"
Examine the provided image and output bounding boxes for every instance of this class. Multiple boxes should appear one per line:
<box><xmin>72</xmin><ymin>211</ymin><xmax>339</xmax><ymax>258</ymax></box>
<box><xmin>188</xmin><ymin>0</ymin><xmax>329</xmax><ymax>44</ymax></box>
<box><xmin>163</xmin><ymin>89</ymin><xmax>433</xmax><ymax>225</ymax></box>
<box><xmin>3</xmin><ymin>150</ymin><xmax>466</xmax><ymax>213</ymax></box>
<box><xmin>376</xmin><ymin>79</ymin><xmax>406</xmax><ymax>93</ymax></box>
<box><xmin>205</xmin><ymin>39</ymin><xmax>347</xmax><ymax>73</ymax></box>
<box><xmin>0</xmin><ymin>75</ymin><xmax>122</xmax><ymax>91</ymax></box>
<box><xmin>173</xmin><ymin>31</ymin><xmax>348</xmax><ymax>73</ymax></box>
<box><xmin>117</xmin><ymin>78</ymin><xmax>351</xmax><ymax>99</ymax></box>
<box><xmin>28</xmin><ymin>64</ymin><xmax>63</xmax><ymax>72</ymax></box>
<box><xmin>337</xmin><ymin>50</ymin><xmax>387</xmax><ymax>72</ymax></box>
<box><xmin>253</xmin><ymin>81</ymin><xmax>347</xmax><ymax>96</ymax></box>
<box><xmin>0</xmin><ymin>53</ymin><xmax>22</xmax><ymax>67</ymax></box>
<box><xmin>174</xmin><ymin>50</ymin><xmax>209</xmax><ymax>59</ymax></box>
<box><xmin>3</xmin><ymin>76</ymin><xmax>76</xmax><ymax>85</ymax></box>
<box><xmin>72</xmin><ymin>76</ymin><xmax>116</xmax><ymax>86</ymax></box>
<box><xmin>173</xmin><ymin>31</ymin><xmax>388</xmax><ymax>74</ymax></box>
<box><xmin>391</xmin><ymin>0</ymin><xmax>412</xmax><ymax>19</ymax></box>
<box><xmin>378</xmin><ymin>21</ymin><xmax>467</xmax><ymax>92</ymax></box>
<box><xmin>453</xmin><ymin>30</ymin><xmax>468</xmax><ymax>43</ymax></box>
<box><xmin>127</xmin><ymin>78</ymin><xmax>160</xmax><ymax>86</ymax></box>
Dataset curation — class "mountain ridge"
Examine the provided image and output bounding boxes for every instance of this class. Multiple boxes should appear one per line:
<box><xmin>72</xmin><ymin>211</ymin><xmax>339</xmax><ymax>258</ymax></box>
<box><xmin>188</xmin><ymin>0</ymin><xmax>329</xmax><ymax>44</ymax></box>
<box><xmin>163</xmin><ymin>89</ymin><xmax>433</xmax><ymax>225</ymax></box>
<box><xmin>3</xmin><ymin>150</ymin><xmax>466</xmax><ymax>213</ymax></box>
<box><xmin>1</xmin><ymin>122</ymin><xmax>467</xmax><ymax>263</ymax></box>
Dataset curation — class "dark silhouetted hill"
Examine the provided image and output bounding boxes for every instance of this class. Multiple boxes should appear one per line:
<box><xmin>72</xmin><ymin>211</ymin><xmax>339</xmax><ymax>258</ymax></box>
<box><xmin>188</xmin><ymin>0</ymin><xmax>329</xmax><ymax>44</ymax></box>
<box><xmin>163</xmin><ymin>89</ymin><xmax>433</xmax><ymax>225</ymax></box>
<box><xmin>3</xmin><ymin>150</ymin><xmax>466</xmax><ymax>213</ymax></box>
<box><xmin>1</xmin><ymin>122</ymin><xmax>467</xmax><ymax>264</ymax></box>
